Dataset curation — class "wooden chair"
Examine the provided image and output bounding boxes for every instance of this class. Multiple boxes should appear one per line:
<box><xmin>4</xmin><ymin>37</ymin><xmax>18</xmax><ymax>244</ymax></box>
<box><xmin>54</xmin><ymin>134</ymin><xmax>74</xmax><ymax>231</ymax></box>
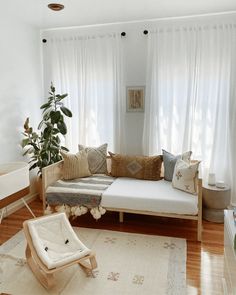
<box><xmin>23</xmin><ymin>213</ymin><xmax>97</xmax><ymax>289</ymax></box>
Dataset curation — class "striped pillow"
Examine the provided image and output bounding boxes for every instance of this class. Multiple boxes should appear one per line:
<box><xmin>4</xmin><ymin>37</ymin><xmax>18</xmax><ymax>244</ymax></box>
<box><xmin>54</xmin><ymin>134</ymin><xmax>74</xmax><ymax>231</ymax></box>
<box><xmin>61</xmin><ymin>150</ymin><xmax>91</xmax><ymax>180</ymax></box>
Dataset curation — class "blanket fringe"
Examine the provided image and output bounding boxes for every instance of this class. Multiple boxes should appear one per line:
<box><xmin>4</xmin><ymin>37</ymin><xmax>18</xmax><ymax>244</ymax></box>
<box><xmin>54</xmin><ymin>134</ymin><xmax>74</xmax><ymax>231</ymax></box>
<box><xmin>44</xmin><ymin>205</ymin><xmax>106</xmax><ymax>220</ymax></box>
<box><xmin>71</xmin><ymin>205</ymin><xmax>88</xmax><ymax>217</ymax></box>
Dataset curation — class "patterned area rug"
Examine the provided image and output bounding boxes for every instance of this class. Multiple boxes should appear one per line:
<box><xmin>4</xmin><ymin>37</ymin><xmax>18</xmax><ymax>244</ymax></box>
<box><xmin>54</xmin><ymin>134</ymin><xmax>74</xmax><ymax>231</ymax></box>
<box><xmin>0</xmin><ymin>228</ymin><xmax>186</xmax><ymax>295</ymax></box>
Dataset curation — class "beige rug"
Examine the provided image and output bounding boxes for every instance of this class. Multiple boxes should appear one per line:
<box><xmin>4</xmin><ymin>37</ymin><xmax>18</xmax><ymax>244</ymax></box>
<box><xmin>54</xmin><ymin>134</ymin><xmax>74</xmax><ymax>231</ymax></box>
<box><xmin>0</xmin><ymin>228</ymin><xmax>186</xmax><ymax>295</ymax></box>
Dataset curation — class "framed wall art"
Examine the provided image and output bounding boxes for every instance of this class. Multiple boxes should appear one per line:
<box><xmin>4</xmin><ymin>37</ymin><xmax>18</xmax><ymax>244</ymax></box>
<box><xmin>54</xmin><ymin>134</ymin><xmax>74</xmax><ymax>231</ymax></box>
<box><xmin>126</xmin><ymin>86</ymin><xmax>145</xmax><ymax>112</ymax></box>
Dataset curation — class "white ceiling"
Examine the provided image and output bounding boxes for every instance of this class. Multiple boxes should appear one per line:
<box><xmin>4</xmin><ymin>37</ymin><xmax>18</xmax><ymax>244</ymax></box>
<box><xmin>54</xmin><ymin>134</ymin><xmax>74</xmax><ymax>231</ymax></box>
<box><xmin>3</xmin><ymin>0</ymin><xmax>236</xmax><ymax>29</ymax></box>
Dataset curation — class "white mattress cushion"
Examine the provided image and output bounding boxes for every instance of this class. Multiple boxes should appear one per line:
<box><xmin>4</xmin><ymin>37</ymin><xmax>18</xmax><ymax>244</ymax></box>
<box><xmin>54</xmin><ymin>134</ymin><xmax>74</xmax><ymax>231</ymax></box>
<box><xmin>27</xmin><ymin>213</ymin><xmax>91</xmax><ymax>269</ymax></box>
<box><xmin>101</xmin><ymin>178</ymin><xmax>198</xmax><ymax>215</ymax></box>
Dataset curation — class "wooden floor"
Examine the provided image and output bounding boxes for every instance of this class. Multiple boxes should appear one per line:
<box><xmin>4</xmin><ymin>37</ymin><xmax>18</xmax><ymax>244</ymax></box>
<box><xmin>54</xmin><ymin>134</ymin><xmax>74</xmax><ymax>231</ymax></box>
<box><xmin>0</xmin><ymin>198</ymin><xmax>224</xmax><ymax>295</ymax></box>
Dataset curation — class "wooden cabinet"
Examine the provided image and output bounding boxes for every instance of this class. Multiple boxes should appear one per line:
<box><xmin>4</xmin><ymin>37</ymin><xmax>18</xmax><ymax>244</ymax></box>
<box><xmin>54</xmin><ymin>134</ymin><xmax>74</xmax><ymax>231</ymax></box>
<box><xmin>223</xmin><ymin>210</ymin><xmax>236</xmax><ymax>294</ymax></box>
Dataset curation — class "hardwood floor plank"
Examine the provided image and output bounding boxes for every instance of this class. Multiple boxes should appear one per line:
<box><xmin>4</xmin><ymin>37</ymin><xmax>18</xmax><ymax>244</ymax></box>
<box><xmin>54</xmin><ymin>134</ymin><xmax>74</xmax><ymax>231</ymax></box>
<box><xmin>0</xmin><ymin>198</ymin><xmax>224</xmax><ymax>294</ymax></box>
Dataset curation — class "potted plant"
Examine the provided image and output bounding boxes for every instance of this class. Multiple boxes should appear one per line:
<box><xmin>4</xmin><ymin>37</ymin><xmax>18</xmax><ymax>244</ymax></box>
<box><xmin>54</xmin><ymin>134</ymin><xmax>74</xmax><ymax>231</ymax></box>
<box><xmin>22</xmin><ymin>83</ymin><xmax>72</xmax><ymax>198</ymax></box>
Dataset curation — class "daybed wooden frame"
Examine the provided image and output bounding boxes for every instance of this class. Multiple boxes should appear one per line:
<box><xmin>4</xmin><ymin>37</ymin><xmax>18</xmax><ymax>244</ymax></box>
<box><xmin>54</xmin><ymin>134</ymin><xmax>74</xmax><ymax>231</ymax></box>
<box><xmin>42</xmin><ymin>160</ymin><xmax>202</xmax><ymax>241</ymax></box>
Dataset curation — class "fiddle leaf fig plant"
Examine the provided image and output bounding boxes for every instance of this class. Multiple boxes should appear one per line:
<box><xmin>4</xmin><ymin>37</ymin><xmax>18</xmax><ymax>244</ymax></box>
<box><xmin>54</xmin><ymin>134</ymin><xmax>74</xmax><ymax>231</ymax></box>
<box><xmin>22</xmin><ymin>83</ymin><xmax>72</xmax><ymax>175</ymax></box>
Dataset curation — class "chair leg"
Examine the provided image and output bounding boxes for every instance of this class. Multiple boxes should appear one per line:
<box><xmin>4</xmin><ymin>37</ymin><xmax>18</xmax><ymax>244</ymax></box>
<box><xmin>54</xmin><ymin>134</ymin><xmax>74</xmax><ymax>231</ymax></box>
<box><xmin>89</xmin><ymin>255</ymin><xmax>97</xmax><ymax>269</ymax></box>
<box><xmin>197</xmin><ymin>216</ymin><xmax>202</xmax><ymax>242</ymax></box>
<box><xmin>119</xmin><ymin>212</ymin><xmax>124</xmax><ymax>223</ymax></box>
<box><xmin>78</xmin><ymin>253</ymin><xmax>97</xmax><ymax>276</ymax></box>
<box><xmin>25</xmin><ymin>245</ymin><xmax>55</xmax><ymax>289</ymax></box>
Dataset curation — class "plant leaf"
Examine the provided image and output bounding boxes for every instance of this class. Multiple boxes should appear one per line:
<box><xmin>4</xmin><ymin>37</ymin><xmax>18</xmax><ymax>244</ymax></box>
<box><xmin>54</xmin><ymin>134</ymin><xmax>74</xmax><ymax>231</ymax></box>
<box><xmin>21</xmin><ymin>138</ymin><xmax>29</xmax><ymax>148</ymax></box>
<box><xmin>61</xmin><ymin>146</ymin><xmax>69</xmax><ymax>152</ymax></box>
<box><xmin>43</xmin><ymin>111</ymin><xmax>50</xmax><ymax>121</ymax></box>
<box><xmin>57</xmin><ymin>121</ymin><xmax>67</xmax><ymax>135</ymax></box>
<box><xmin>37</xmin><ymin>120</ymin><xmax>44</xmax><ymax>130</ymax></box>
<box><xmin>29</xmin><ymin>163</ymin><xmax>37</xmax><ymax>170</ymax></box>
<box><xmin>60</xmin><ymin>106</ymin><xmax>72</xmax><ymax>117</ymax></box>
<box><xmin>23</xmin><ymin>118</ymin><xmax>29</xmax><ymax>131</ymax></box>
<box><xmin>22</xmin><ymin>148</ymin><xmax>31</xmax><ymax>156</ymax></box>
<box><xmin>52</xmin><ymin>128</ymin><xmax>60</xmax><ymax>135</ymax></box>
<box><xmin>40</xmin><ymin>102</ymin><xmax>51</xmax><ymax>109</ymax></box>
<box><xmin>50</xmin><ymin>83</ymin><xmax>55</xmax><ymax>93</ymax></box>
<box><xmin>57</xmin><ymin>94</ymin><xmax>68</xmax><ymax>101</ymax></box>
<box><xmin>50</xmin><ymin>111</ymin><xmax>61</xmax><ymax>124</ymax></box>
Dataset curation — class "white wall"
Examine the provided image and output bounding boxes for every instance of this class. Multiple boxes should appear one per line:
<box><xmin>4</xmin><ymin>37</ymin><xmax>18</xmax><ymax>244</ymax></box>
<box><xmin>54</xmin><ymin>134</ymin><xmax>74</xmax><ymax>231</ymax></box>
<box><xmin>0</xmin><ymin>16</ymin><xmax>43</xmax><ymax>164</ymax></box>
<box><xmin>0</xmin><ymin>10</ymin><xmax>43</xmax><ymax>200</ymax></box>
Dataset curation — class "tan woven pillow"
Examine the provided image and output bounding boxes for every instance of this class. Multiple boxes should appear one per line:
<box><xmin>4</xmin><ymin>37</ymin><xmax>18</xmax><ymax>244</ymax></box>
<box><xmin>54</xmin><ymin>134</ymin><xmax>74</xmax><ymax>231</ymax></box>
<box><xmin>61</xmin><ymin>150</ymin><xmax>91</xmax><ymax>180</ymax></box>
<box><xmin>109</xmin><ymin>152</ymin><xmax>163</xmax><ymax>180</ymax></box>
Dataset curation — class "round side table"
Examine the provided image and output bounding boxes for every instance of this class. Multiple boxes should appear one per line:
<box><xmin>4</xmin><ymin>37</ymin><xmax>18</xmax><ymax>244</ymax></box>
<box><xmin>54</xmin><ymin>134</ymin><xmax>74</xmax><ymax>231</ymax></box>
<box><xmin>202</xmin><ymin>183</ymin><xmax>231</xmax><ymax>223</ymax></box>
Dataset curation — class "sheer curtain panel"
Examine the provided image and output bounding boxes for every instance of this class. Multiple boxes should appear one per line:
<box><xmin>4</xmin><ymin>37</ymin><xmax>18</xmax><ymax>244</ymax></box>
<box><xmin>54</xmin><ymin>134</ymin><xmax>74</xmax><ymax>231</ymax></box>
<box><xmin>43</xmin><ymin>32</ymin><xmax>125</xmax><ymax>153</ymax></box>
<box><xmin>143</xmin><ymin>20</ymin><xmax>236</xmax><ymax>204</ymax></box>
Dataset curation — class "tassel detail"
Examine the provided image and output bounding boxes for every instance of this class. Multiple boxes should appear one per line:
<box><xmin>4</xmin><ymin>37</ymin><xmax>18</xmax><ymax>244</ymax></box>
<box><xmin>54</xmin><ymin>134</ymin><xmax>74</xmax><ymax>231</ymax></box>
<box><xmin>71</xmin><ymin>205</ymin><xmax>88</xmax><ymax>217</ymax></box>
<box><xmin>44</xmin><ymin>205</ymin><xmax>52</xmax><ymax>215</ymax></box>
<box><xmin>90</xmin><ymin>207</ymin><xmax>102</xmax><ymax>220</ymax></box>
<box><xmin>99</xmin><ymin>206</ymin><xmax>106</xmax><ymax>215</ymax></box>
<box><xmin>55</xmin><ymin>204</ymin><xmax>71</xmax><ymax>218</ymax></box>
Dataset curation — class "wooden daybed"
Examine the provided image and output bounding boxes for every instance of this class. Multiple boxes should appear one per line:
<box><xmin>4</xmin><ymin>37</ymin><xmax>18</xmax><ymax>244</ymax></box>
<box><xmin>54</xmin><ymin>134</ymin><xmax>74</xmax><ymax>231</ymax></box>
<box><xmin>41</xmin><ymin>159</ymin><xmax>202</xmax><ymax>241</ymax></box>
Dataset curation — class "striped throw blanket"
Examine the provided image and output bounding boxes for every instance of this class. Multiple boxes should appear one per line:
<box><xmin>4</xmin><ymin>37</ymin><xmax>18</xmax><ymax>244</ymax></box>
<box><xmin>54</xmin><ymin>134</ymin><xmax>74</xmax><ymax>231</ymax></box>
<box><xmin>46</xmin><ymin>174</ymin><xmax>115</xmax><ymax>208</ymax></box>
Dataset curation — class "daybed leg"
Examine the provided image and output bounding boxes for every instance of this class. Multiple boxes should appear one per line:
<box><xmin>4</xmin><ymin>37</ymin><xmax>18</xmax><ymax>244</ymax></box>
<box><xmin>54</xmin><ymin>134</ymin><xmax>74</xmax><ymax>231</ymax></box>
<box><xmin>197</xmin><ymin>178</ymin><xmax>202</xmax><ymax>242</ymax></box>
<box><xmin>119</xmin><ymin>212</ymin><xmax>124</xmax><ymax>223</ymax></box>
<box><xmin>197</xmin><ymin>216</ymin><xmax>202</xmax><ymax>242</ymax></box>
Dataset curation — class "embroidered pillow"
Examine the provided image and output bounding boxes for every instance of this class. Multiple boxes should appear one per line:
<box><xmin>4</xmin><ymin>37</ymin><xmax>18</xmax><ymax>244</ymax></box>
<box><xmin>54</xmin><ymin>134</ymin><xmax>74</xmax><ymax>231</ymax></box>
<box><xmin>78</xmin><ymin>143</ymin><xmax>108</xmax><ymax>174</ymax></box>
<box><xmin>172</xmin><ymin>159</ymin><xmax>200</xmax><ymax>194</ymax></box>
<box><xmin>162</xmin><ymin>150</ymin><xmax>192</xmax><ymax>181</ymax></box>
<box><xmin>61</xmin><ymin>150</ymin><xmax>91</xmax><ymax>180</ymax></box>
<box><xmin>109</xmin><ymin>152</ymin><xmax>163</xmax><ymax>181</ymax></box>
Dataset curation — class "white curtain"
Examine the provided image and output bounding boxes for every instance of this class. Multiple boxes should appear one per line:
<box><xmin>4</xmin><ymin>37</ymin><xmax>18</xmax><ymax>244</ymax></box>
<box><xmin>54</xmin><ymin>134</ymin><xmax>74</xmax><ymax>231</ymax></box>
<box><xmin>143</xmin><ymin>20</ymin><xmax>236</xmax><ymax>203</ymax></box>
<box><xmin>43</xmin><ymin>32</ymin><xmax>125</xmax><ymax>153</ymax></box>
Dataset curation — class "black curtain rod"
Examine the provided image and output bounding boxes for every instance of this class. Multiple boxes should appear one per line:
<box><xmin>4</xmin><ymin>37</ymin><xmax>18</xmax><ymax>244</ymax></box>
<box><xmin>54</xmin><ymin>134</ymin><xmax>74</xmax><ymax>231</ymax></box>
<box><xmin>120</xmin><ymin>30</ymin><xmax>149</xmax><ymax>37</ymax></box>
<box><xmin>42</xmin><ymin>30</ymin><xmax>149</xmax><ymax>42</ymax></box>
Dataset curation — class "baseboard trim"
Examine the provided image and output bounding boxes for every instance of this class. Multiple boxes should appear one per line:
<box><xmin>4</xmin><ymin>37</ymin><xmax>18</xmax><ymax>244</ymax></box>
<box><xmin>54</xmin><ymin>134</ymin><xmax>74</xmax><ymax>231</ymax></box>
<box><xmin>1</xmin><ymin>193</ymin><xmax>38</xmax><ymax>218</ymax></box>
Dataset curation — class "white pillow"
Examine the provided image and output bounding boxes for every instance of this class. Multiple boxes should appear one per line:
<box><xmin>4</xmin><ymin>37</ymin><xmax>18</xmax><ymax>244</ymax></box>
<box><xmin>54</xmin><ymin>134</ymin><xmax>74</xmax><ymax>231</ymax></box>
<box><xmin>172</xmin><ymin>159</ymin><xmax>200</xmax><ymax>194</ymax></box>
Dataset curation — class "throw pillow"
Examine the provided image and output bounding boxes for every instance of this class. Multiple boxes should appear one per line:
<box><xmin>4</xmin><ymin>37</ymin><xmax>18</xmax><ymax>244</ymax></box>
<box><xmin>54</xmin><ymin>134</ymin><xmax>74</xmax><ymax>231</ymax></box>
<box><xmin>79</xmin><ymin>143</ymin><xmax>108</xmax><ymax>174</ymax></box>
<box><xmin>172</xmin><ymin>159</ymin><xmax>200</xmax><ymax>194</ymax></box>
<box><xmin>162</xmin><ymin>150</ymin><xmax>192</xmax><ymax>181</ymax></box>
<box><xmin>61</xmin><ymin>150</ymin><xmax>91</xmax><ymax>180</ymax></box>
<box><xmin>109</xmin><ymin>152</ymin><xmax>163</xmax><ymax>180</ymax></box>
